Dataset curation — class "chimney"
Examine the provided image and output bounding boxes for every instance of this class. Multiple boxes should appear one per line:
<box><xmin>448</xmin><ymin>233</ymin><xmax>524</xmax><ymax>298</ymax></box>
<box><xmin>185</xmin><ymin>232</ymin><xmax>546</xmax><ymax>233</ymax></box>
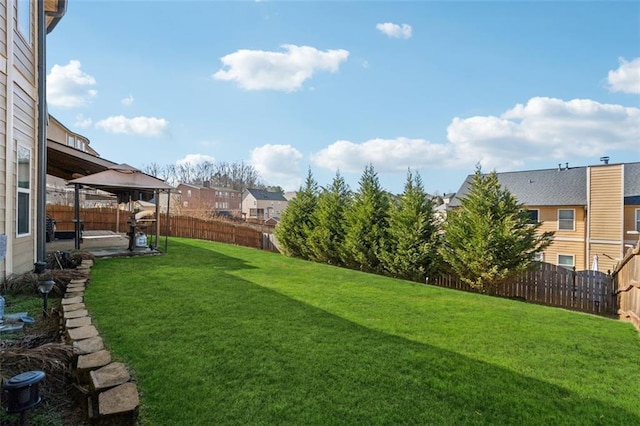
<box><xmin>203</xmin><ymin>180</ymin><xmax>210</xmax><ymax>188</ymax></box>
<box><xmin>599</xmin><ymin>156</ymin><xmax>610</xmax><ymax>165</ymax></box>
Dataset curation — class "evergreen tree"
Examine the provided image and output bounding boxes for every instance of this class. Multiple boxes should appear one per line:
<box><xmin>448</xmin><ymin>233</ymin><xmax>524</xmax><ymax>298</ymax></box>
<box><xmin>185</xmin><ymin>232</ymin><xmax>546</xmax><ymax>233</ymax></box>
<box><xmin>380</xmin><ymin>170</ymin><xmax>439</xmax><ymax>282</ymax></box>
<box><xmin>308</xmin><ymin>171</ymin><xmax>351</xmax><ymax>265</ymax></box>
<box><xmin>342</xmin><ymin>164</ymin><xmax>390</xmax><ymax>272</ymax></box>
<box><xmin>274</xmin><ymin>169</ymin><xmax>318</xmax><ymax>259</ymax></box>
<box><xmin>439</xmin><ymin>166</ymin><xmax>554</xmax><ymax>293</ymax></box>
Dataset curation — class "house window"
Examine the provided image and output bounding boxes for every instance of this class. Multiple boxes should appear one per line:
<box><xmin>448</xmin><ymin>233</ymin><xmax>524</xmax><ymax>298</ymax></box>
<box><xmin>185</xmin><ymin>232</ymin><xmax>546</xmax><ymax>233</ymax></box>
<box><xmin>558</xmin><ymin>254</ymin><xmax>574</xmax><ymax>268</ymax></box>
<box><xmin>249</xmin><ymin>208</ymin><xmax>257</xmax><ymax>217</ymax></box>
<box><xmin>558</xmin><ymin>209</ymin><xmax>575</xmax><ymax>231</ymax></box>
<box><xmin>17</xmin><ymin>145</ymin><xmax>31</xmax><ymax>236</ymax></box>
<box><xmin>526</xmin><ymin>209</ymin><xmax>539</xmax><ymax>224</ymax></box>
<box><xmin>17</xmin><ymin>0</ymin><xmax>31</xmax><ymax>44</ymax></box>
<box><xmin>636</xmin><ymin>209</ymin><xmax>640</xmax><ymax>232</ymax></box>
<box><xmin>187</xmin><ymin>190</ymin><xmax>191</xmax><ymax>197</ymax></box>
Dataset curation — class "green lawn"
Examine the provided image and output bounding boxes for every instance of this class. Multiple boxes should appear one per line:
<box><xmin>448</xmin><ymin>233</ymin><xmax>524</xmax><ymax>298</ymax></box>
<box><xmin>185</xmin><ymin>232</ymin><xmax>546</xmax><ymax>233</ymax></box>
<box><xmin>86</xmin><ymin>238</ymin><xmax>640</xmax><ymax>425</ymax></box>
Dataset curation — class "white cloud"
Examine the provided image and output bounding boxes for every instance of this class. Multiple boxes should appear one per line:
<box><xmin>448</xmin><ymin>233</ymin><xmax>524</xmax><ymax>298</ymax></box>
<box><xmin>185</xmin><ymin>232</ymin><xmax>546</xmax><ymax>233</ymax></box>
<box><xmin>250</xmin><ymin>144</ymin><xmax>303</xmax><ymax>190</ymax></box>
<box><xmin>376</xmin><ymin>22</ymin><xmax>412</xmax><ymax>39</ymax></box>
<box><xmin>607</xmin><ymin>57</ymin><xmax>640</xmax><ymax>94</ymax></box>
<box><xmin>46</xmin><ymin>60</ymin><xmax>97</xmax><ymax>107</ymax></box>
<box><xmin>176</xmin><ymin>154</ymin><xmax>216</xmax><ymax>167</ymax></box>
<box><xmin>311</xmin><ymin>97</ymin><xmax>639</xmax><ymax>176</ymax></box>
<box><xmin>74</xmin><ymin>114</ymin><xmax>92</xmax><ymax>129</ymax></box>
<box><xmin>213</xmin><ymin>44</ymin><xmax>349</xmax><ymax>91</ymax></box>
<box><xmin>447</xmin><ymin>97</ymin><xmax>640</xmax><ymax>170</ymax></box>
<box><xmin>311</xmin><ymin>138</ymin><xmax>452</xmax><ymax>173</ymax></box>
<box><xmin>121</xmin><ymin>94</ymin><xmax>135</xmax><ymax>106</ymax></box>
<box><xmin>95</xmin><ymin>115</ymin><xmax>169</xmax><ymax>137</ymax></box>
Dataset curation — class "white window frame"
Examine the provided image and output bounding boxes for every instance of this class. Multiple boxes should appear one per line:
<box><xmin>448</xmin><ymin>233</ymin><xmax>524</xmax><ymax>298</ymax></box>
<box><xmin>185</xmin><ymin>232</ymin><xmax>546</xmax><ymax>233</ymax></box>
<box><xmin>558</xmin><ymin>209</ymin><xmax>575</xmax><ymax>231</ymax></box>
<box><xmin>16</xmin><ymin>0</ymin><xmax>31</xmax><ymax>45</ymax></box>
<box><xmin>636</xmin><ymin>209</ymin><xmax>640</xmax><ymax>232</ymax></box>
<box><xmin>558</xmin><ymin>254</ymin><xmax>574</xmax><ymax>268</ymax></box>
<box><xmin>17</xmin><ymin>144</ymin><xmax>31</xmax><ymax>237</ymax></box>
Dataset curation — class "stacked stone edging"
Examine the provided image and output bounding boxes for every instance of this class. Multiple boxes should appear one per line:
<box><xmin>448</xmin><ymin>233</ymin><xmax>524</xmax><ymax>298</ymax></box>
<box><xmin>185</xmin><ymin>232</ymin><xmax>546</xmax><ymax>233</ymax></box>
<box><xmin>61</xmin><ymin>259</ymin><xmax>140</xmax><ymax>424</ymax></box>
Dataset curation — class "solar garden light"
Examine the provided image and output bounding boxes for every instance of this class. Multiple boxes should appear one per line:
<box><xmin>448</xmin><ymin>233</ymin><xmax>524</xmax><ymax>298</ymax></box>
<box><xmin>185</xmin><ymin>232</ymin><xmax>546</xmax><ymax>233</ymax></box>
<box><xmin>2</xmin><ymin>370</ymin><xmax>45</xmax><ymax>426</ymax></box>
<box><xmin>38</xmin><ymin>280</ymin><xmax>55</xmax><ymax>318</ymax></box>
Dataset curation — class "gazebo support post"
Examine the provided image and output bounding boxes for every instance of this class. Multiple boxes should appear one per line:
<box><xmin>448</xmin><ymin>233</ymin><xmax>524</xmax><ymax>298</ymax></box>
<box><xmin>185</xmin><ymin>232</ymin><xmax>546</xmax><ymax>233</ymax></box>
<box><xmin>154</xmin><ymin>190</ymin><xmax>160</xmax><ymax>250</ymax></box>
<box><xmin>74</xmin><ymin>183</ymin><xmax>81</xmax><ymax>250</ymax></box>
<box><xmin>164</xmin><ymin>189</ymin><xmax>170</xmax><ymax>253</ymax></box>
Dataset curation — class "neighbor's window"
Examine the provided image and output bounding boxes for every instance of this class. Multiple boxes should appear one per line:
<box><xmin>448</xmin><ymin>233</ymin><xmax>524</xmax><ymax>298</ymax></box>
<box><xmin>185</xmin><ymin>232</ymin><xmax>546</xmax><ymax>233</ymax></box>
<box><xmin>526</xmin><ymin>209</ymin><xmax>539</xmax><ymax>224</ymax></box>
<box><xmin>17</xmin><ymin>145</ymin><xmax>31</xmax><ymax>236</ymax></box>
<box><xmin>558</xmin><ymin>209</ymin><xmax>575</xmax><ymax>231</ymax></box>
<box><xmin>636</xmin><ymin>209</ymin><xmax>640</xmax><ymax>232</ymax></box>
<box><xmin>558</xmin><ymin>254</ymin><xmax>574</xmax><ymax>268</ymax></box>
<box><xmin>17</xmin><ymin>0</ymin><xmax>31</xmax><ymax>44</ymax></box>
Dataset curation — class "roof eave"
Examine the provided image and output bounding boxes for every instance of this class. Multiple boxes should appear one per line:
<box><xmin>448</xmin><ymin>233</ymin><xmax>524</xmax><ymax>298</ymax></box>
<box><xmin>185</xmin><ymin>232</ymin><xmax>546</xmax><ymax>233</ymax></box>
<box><xmin>45</xmin><ymin>0</ymin><xmax>67</xmax><ymax>34</ymax></box>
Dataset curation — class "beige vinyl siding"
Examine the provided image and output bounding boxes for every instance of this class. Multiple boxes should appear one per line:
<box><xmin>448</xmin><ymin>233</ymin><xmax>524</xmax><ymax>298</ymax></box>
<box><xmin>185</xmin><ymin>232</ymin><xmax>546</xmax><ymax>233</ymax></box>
<box><xmin>0</xmin><ymin>70</ymin><xmax>5</xmax><ymax>254</ymax></box>
<box><xmin>0</xmin><ymin>1</ymin><xmax>6</xmax><ymax>57</ymax></box>
<box><xmin>12</xmin><ymin>0</ymin><xmax>34</xmax><ymax>84</ymax></box>
<box><xmin>588</xmin><ymin>165</ymin><xmax>623</xmax><ymax>241</ymax></box>
<box><xmin>531</xmin><ymin>206</ymin><xmax>586</xmax><ymax>269</ymax></box>
<box><xmin>545</xmin><ymin>240</ymin><xmax>585</xmax><ymax>270</ymax></box>
<box><xmin>536</xmin><ymin>205</ymin><xmax>586</xmax><ymax>238</ymax></box>
<box><xmin>624</xmin><ymin>205</ymin><xmax>640</xmax><ymax>244</ymax></box>
<box><xmin>589</xmin><ymin>242</ymin><xmax>620</xmax><ymax>274</ymax></box>
<box><xmin>12</xmin><ymin>82</ymin><xmax>35</xmax><ymax>273</ymax></box>
<box><xmin>47</xmin><ymin>116</ymin><xmax>68</xmax><ymax>143</ymax></box>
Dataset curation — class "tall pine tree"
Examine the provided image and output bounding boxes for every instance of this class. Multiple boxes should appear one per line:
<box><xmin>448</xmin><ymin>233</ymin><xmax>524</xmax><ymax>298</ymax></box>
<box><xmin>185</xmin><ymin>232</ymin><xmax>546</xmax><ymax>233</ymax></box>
<box><xmin>308</xmin><ymin>171</ymin><xmax>351</xmax><ymax>265</ymax></box>
<box><xmin>439</xmin><ymin>166</ymin><xmax>554</xmax><ymax>292</ymax></box>
<box><xmin>274</xmin><ymin>169</ymin><xmax>318</xmax><ymax>259</ymax></box>
<box><xmin>380</xmin><ymin>170</ymin><xmax>439</xmax><ymax>282</ymax></box>
<box><xmin>342</xmin><ymin>164</ymin><xmax>390</xmax><ymax>273</ymax></box>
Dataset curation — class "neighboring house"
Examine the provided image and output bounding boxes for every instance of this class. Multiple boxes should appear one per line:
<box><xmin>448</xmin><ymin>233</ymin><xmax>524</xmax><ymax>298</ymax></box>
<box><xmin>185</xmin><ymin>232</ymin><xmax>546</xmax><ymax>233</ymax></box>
<box><xmin>449</xmin><ymin>162</ymin><xmax>640</xmax><ymax>273</ymax></box>
<box><xmin>176</xmin><ymin>182</ymin><xmax>241</xmax><ymax>215</ymax></box>
<box><xmin>1</xmin><ymin>1</ymin><xmax>67</xmax><ymax>276</ymax></box>
<box><xmin>241</xmin><ymin>188</ymin><xmax>288</xmax><ymax>220</ymax></box>
<box><xmin>46</xmin><ymin>114</ymin><xmax>117</xmax><ymax>207</ymax></box>
<box><xmin>432</xmin><ymin>192</ymin><xmax>456</xmax><ymax>223</ymax></box>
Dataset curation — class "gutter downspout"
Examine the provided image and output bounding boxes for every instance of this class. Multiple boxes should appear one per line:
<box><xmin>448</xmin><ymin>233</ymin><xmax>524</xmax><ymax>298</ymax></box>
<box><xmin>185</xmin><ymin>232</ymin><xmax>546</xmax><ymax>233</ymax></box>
<box><xmin>36</xmin><ymin>0</ymin><xmax>47</xmax><ymax>263</ymax></box>
<box><xmin>37</xmin><ymin>0</ymin><xmax>68</xmax><ymax>262</ymax></box>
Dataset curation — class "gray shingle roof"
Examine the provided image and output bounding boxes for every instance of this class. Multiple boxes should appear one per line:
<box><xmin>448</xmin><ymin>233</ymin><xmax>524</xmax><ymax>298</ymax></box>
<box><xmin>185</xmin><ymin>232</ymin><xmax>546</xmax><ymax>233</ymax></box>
<box><xmin>449</xmin><ymin>162</ymin><xmax>640</xmax><ymax>208</ymax></box>
<box><xmin>246</xmin><ymin>188</ymin><xmax>288</xmax><ymax>202</ymax></box>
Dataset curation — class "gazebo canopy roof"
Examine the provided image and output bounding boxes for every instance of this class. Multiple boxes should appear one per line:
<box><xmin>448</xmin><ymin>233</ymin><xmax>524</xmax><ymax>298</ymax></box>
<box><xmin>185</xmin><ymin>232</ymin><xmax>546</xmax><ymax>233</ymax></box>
<box><xmin>68</xmin><ymin>163</ymin><xmax>173</xmax><ymax>196</ymax></box>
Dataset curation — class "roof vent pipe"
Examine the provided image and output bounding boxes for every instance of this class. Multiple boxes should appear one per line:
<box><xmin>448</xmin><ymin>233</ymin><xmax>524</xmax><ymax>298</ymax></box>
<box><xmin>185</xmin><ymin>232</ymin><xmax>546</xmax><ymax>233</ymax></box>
<box><xmin>558</xmin><ymin>163</ymin><xmax>562</xmax><ymax>171</ymax></box>
<box><xmin>565</xmin><ymin>162</ymin><xmax>569</xmax><ymax>170</ymax></box>
<box><xmin>600</xmin><ymin>156</ymin><xmax>610</xmax><ymax>165</ymax></box>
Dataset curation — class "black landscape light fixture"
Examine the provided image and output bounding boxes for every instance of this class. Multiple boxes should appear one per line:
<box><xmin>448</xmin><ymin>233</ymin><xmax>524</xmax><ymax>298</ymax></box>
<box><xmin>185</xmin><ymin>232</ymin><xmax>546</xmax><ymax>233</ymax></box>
<box><xmin>3</xmin><ymin>370</ymin><xmax>46</xmax><ymax>426</ymax></box>
<box><xmin>38</xmin><ymin>280</ymin><xmax>55</xmax><ymax>317</ymax></box>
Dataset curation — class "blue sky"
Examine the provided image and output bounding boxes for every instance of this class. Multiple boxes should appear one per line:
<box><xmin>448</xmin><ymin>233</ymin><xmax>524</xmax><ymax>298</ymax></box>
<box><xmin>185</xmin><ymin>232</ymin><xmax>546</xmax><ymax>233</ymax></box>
<box><xmin>46</xmin><ymin>1</ymin><xmax>640</xmax><ymax>195</ymax></box>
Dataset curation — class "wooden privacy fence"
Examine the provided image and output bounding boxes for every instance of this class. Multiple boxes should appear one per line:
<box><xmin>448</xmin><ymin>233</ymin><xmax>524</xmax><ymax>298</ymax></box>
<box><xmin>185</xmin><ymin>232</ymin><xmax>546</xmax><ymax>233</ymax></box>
<box><xmin>46</xmin><ymin>206</ymin><xmax>276</xmax><ymax>251</ymax></box>
<box><xmin>432</xmin><ymin>262</ymin><xmax>616</xmax><ymax>316</ymax></box>
<box><xmin>613</xmin><ymin>243</ymin><xmax>640</xmax><ymax>331</ymax></box>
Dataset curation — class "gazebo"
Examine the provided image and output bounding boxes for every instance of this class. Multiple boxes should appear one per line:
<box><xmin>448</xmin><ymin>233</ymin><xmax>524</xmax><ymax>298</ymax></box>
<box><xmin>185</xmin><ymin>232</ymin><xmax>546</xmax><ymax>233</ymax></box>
<box><xmin>68</xmin><ymin>164</ymin><xmax>173</xmax><ymax>251</ymax></box>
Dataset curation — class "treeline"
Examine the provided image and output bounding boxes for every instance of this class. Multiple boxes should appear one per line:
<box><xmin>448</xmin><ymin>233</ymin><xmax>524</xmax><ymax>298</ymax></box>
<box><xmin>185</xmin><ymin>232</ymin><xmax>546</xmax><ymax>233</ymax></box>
<box><xmin>275</xmin><ymin>165</ymin><xmax>553</xmax><ymax>292</ymax></box>
<box><xmin>143</xmin><ymin>160</ymin><xmax>282</xmax><ymax>193</ymax></box>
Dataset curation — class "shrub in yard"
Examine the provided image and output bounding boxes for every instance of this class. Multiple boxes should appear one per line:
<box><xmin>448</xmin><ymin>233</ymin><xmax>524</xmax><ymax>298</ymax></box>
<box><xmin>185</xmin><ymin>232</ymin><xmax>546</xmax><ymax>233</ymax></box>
<box><xmin>275</xmin><ymin>168</ymin><xmax>319</xmax><ymax>259</ymax></box>
<box><xmin>439</xmin><ymin>166</ymin><xmax>554</xmax><ymax>293</ymax></box>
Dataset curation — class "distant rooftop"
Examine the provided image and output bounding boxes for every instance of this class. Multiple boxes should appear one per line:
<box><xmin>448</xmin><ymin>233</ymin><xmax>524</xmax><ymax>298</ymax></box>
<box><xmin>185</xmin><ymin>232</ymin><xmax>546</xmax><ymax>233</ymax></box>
<box><xmin>449</xmin><ymin>162</ymin><xmax>640</xmax><ymax>208</ymax></box>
